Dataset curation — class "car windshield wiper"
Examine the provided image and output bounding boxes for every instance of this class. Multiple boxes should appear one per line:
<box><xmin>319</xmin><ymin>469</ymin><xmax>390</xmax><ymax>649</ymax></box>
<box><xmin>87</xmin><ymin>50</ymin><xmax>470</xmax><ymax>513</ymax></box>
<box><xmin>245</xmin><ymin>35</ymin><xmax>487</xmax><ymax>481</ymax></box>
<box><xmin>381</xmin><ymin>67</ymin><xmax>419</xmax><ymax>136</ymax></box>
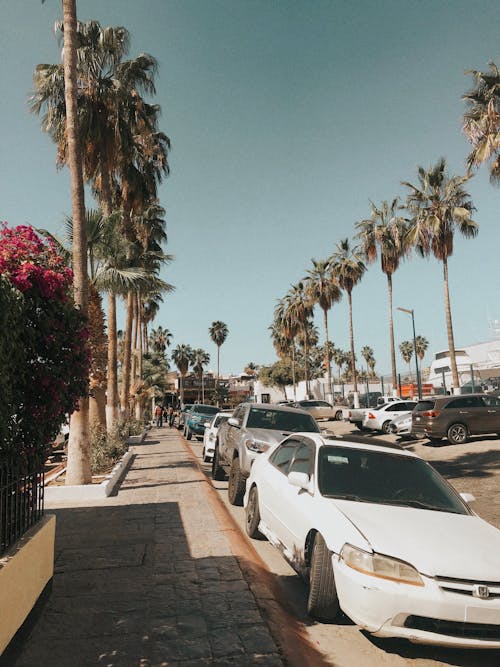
<box><xmin>381</xmin><ymin>499</ymin><xmax>453</xmax><ymax>512</ymax></box>
<box><xmin>323</xmin><ymin>493</ymin><xmax>365</xmax><ymax>502</ymax></box>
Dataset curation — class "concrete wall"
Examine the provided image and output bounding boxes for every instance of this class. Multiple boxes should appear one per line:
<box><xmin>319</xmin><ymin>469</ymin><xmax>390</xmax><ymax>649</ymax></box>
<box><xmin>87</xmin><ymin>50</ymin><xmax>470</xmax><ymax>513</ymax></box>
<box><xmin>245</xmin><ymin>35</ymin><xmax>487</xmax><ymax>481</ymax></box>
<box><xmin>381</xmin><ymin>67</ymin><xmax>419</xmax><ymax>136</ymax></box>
<box><xmin>0</xmin><ymin>514</ymin><xmax>56</xmax><ymax>654</ymax></box>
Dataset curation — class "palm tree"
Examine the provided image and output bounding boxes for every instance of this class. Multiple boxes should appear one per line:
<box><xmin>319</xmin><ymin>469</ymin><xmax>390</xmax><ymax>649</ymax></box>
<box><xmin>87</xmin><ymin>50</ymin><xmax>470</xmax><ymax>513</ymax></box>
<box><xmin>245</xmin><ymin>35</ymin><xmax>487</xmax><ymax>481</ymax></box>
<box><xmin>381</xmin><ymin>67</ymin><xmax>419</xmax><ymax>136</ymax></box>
<box><xmin>273</xmin><ymin>299</ymin><xmax>299</xmax><ymax>398</ymax></box>
<box><xmin>463</xmin><ymin>62</ymin><xmax>500</xmax><ymax>181</ymax></box>
<box><xmin>150</xmin><ymin>326</ymin><xmax>173</xmax><ymax>354</ymax></box>
<box><xmin>329</xmin><ymin>239</ymin><xmax>366</xmax><ymax>394</ymax></box>
<box><xmin>361</xmin><ymin>346</ymin><xmax>376</xmax><ymax>378</ymax></box>
<box><xmin>193</xmin><ymin>348</ymin><xmax>210</xmax><ymax>402</ymax></box>
<box><xmin>305</xmin><ymin>259</ymin><xmax>342</xmax><ymax>397</ymax></box>
<box><xmin>244</xmin><ymin>362</ymin><xmax>259</xmax><ymax>376</ymax></box>
<box><xmin>58</xmin><ymin>0</ymin><xmax>90</xmax><ymax>485</ymax></box>
<box><xmin>284</xmin><ymin>283</ymin><xmax>314</xmax><ymax>395</ymax></box>
<box><xmin>415</xmin><ymin>335</ymin><xmax>429</xmax><ymax>375</ymax></box>
<box><xmin>402</xmin><ymin>159</ymin><xmax>478</xmax><ymax>390</ymax></box>
<box><xmin>332</xmin><ymin>347</ymin><xmax>347</xmax><ymax>387</ymax></box>
<box><xmin>209</xmin><ymin>321</ymin><xmax>229</xmax><ymax>385</ymax></box>
<box><xmin>399</xmin><ymin>341</ymin><xmax>414</xmax><ymax>380</ymax></box>
<box><xmin>356</xmin><ymin>199</ymin><xmax>407</xmax><ymax>390</ymax></box>
<box><xmin>172</xmin><ymin>344</ymin><xmax>194</xmax><ymax>405</ymax></box>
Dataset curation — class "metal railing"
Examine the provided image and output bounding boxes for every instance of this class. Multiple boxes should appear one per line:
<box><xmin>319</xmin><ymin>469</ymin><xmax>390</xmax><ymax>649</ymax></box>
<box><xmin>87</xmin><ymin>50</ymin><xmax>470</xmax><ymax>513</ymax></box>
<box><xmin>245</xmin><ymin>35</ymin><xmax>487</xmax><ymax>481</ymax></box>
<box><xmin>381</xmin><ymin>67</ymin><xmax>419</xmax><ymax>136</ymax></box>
<box><xmin>0</xmin><ymin>454</ymin><xmax>44</xmax><ymax>558</ymax></box>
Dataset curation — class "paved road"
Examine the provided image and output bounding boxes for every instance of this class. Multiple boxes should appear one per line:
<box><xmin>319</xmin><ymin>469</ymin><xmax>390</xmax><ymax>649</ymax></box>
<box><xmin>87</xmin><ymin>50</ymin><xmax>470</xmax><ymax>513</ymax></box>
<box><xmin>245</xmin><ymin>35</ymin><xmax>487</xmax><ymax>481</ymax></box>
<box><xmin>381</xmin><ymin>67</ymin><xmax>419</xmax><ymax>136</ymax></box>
<box><xmin>187</xmin><ymin>420</ymin><xmax>500</xmax><ymax>667</ymax></box>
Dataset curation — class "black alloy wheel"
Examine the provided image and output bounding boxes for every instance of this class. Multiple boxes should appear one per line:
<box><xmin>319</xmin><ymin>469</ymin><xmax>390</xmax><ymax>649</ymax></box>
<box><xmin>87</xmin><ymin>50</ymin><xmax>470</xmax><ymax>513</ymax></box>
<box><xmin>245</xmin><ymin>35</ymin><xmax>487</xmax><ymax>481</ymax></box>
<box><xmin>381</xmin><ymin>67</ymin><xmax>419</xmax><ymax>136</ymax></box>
<box><xmin>447</xmin><ymin>423</ymin><xmax>468</xmax><ymax>445</ymax></box>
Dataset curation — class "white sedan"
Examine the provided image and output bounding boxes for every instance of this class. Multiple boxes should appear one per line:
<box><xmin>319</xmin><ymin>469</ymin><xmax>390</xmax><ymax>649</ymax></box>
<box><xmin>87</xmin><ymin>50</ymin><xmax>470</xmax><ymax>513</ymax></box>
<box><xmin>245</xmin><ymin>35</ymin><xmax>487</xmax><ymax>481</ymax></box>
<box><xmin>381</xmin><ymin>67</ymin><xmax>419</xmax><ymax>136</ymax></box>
<box><xmin>243</xmin><ymin>433</ymin><xmax>500</xmax><ymax>648</ymax></box>
<box><xmin>201</xmin><ymin>411</ymin><xmax>232</xmax><ymax>462</ymax></box>
<box><xmin>361</xmin><ymin>400</ymin><xmax>417</xmax><ymax>433</ymax></box>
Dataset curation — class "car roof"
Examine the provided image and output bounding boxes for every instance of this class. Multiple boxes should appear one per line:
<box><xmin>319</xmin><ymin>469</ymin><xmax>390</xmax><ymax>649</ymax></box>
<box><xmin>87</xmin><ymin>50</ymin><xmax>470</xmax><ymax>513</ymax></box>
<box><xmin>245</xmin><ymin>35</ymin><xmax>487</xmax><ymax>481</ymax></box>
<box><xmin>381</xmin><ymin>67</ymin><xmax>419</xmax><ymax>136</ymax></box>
<box><xmin>249</xmin><ymin>402</ymin><xmax>310</xmax><ymax>414</ymax></box>
<box><xmin>289</xmin><ymin>432</ymin><xmax>415</xmax><ymax>457</ymax></box>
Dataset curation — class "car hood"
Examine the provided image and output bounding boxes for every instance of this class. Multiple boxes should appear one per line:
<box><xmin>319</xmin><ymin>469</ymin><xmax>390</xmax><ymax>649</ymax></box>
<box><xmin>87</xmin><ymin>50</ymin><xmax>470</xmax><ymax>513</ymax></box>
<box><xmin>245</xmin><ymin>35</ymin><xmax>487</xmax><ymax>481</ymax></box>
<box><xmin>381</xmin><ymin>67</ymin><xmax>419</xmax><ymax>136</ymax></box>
<box><xmin>334</xmin><ymin>500</ymin><xmax>500</xmax><ymax>580</ymax></box>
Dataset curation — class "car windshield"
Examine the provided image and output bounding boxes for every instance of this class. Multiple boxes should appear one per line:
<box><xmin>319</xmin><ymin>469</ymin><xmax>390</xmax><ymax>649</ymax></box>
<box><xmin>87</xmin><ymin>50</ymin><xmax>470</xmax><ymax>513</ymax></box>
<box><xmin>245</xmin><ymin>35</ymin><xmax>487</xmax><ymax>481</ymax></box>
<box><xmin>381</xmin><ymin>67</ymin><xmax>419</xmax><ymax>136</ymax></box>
<box><xmin>246</xmin><ymin>408</ymin><xmax>320</xmax><ymax>433</ymax></box>
<box><xmin>318</xmin><ymin>446</ymin><xmax>469</xmax><ymax>514</ymax></box>
<box><xmin>194</xmin><ymin>405</ymin><xmax>218</xmax><ymax>415</ymax></box>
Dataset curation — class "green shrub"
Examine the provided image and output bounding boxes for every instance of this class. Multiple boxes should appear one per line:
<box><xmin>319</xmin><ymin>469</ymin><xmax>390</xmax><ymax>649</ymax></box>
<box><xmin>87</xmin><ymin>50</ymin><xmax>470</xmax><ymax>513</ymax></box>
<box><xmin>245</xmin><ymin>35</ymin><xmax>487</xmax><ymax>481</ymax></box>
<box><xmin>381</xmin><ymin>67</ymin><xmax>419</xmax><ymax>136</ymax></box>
<box><xmin>90</xmin><ymin>424</ymin><xmax>128</xmax><ymax>474</ymax></box>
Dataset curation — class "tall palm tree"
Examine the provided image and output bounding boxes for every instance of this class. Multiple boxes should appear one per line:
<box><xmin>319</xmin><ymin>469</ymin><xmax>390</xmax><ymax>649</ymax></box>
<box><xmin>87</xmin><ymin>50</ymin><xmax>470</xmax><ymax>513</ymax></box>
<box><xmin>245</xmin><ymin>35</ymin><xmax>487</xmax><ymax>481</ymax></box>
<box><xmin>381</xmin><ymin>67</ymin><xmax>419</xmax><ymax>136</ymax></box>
<box><xmin>329</xmin><ymin>239</ymin><xmax>366</xmax><ymax>394</ymax></box>
<box><xmin>356</xmin><ymin>199</ymin><xmax>407</xmax><ymax>390</ymax></box>
<box><xmin>332</xmin><ymin>347</ymin><xmax>347</xmax><ymax>387</ymax></box>
<box><xmin>415</xmin><ymin>335</ymin><xmax>429</xmax><ymax>373</ymax></box>
<box><xmin>172</xmin><ymin>344</ymin><xmax>194</xmax><ymax>405</ymax></box>
<box><xmin>463</xmin><ymin>62</ymin><xmax>500</xmax><ymax>181</ymax></box>
<box><xmin>193</xmin><ymin>348</ymin><xmax>210</xmax><ymax>402</ymax></box>
<box><xmin>150</xmin><ymin>326</ymin><xmax>173</xmax><ymax>354</ymax></box>
<box><xmin>59</xmin><ymin>0</ymin><xmax>90</xmax><ymax>485</ymax></box>
<box><xmin>399</xmin><ymin>341</ymin><xmax>414</xmax><ymax>379</ymax></box>
<box><xmin>402</xmin><ymin>159</ymin><xmax>478</xmax><ymax>390</ymax></box>
<box><xmin>273</xmin><ymin>299</ymin><xmax>299</xmax><ymax>397</ymax></box>
<box><xmin>305</xmin><ymin>259</ymin><xmax>342</xmax><ymax>397</ymax></box>
<box><xmin>283</xmin><ymin>283</ymin><xmax>314</xmax><ymax>395</ymax></box>
<box><xmin>209</xmin><ymin>321</ymin><xmax>229</xmax><ymax>385</ymax></box>
<box><xmin>361</xmin><ymin>345</ymin><xmax>376</xmax><ymax>378</ymax></box>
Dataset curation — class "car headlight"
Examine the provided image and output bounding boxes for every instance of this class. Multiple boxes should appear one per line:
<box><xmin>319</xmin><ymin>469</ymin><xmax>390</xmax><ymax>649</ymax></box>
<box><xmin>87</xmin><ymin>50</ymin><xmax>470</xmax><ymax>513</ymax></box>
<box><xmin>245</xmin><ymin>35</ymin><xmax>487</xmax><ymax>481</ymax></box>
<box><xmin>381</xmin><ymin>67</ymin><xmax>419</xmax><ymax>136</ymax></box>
<box><xmin>244</xmin><ymin>439</ymin><xmax>269</xmax><ymax>453</ymax></box>
<box><xmin>340</xmin><ymin>544</ymin><xmax>424</xmax><ymax>587</ymax></box>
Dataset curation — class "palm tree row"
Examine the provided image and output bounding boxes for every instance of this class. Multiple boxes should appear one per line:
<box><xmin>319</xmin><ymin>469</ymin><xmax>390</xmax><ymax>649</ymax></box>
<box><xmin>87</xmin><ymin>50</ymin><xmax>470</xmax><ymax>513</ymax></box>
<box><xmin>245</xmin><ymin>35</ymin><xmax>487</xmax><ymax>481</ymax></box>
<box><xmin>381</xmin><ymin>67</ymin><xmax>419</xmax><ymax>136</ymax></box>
<box><xmin>272</xmin><ymin>159</ymin><xmax>477</xmax><ymax>396</ymax></box>
<box><xmin>32</xmin><ymin>17</ymin><xmax>174</xmax><ymax>482</ymax></box>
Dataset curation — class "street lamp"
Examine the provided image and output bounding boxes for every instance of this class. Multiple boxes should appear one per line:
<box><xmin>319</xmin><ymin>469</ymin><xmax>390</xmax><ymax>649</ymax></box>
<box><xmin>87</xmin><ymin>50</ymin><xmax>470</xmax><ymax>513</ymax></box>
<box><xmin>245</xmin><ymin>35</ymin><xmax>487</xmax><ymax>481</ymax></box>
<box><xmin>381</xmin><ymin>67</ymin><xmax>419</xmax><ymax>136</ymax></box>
<box><xmin>397</xmin><ymin>307</ymin><xmax>422</xmax><ymax>400</ymax></box>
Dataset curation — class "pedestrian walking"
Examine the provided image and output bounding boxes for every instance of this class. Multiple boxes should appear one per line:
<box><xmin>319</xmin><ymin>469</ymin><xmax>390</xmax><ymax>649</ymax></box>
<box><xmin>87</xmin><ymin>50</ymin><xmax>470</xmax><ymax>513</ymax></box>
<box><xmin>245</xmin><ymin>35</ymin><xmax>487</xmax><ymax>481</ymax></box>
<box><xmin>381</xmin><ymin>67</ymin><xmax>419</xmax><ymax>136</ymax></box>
<box><xmin>167</xmin><ymin>405</ymin><xmax>175</xmax><ymax>428</ymax></box>
<box><xmin>154</xmin><ymin>403</ymin><xmax>163</xmax><ymax>427</ymax></box>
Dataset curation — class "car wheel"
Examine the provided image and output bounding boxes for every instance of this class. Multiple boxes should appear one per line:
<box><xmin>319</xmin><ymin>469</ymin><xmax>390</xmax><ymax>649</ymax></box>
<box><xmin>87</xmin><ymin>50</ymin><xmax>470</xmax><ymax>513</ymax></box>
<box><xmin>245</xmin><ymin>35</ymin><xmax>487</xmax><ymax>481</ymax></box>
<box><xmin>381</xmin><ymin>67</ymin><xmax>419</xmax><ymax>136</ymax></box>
<box><xmin>202</xmin><ymin>447</ymin><xmax>208</xmax><ymax>462</ymax></box>
<box><xmin>228</xmin><ymin>457</ymin><xmax>246</xmax><ymax>506</ymax></box>
<box><xmin>447</xmin><ymin>423</ymin><xmax>468</xmax><ymax>445</ymax></box>
<box><xmin>335</xmin><ymin>410</ymin><xmax>343</xmax><ymax>421</ymax></box>
<box><xmin>186</xmin><ymin>427</ymin><xmax>192</xmax><ymax>440</ymax></box>
<box><xmin>381</xmin><ymin>420</ymin><xmax>392</xmax><ymax>434</ymax></box>
<box><xmin>212</xmin><ymin>446</ymin><xmax>226</xmax><ymax>481</ymax></box>
<box><xmin>245</xmin><ymin>486</ymin><xmax>264</xmax><ymax>539</ymax></box>
<box><xmin>307</xmin><ymin>533</ymin><xmax>340</xmax><ymax>622</ymax></box>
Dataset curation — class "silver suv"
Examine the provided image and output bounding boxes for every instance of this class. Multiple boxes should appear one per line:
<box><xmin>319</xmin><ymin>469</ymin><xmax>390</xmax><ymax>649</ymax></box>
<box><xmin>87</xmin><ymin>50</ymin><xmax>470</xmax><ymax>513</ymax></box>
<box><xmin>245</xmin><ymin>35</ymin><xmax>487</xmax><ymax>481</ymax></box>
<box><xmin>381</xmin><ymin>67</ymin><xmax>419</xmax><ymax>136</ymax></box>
<box><xmin>212</xmin><ymin>402</ymin><xmax>319</xmax><ymax>505</ymax></box>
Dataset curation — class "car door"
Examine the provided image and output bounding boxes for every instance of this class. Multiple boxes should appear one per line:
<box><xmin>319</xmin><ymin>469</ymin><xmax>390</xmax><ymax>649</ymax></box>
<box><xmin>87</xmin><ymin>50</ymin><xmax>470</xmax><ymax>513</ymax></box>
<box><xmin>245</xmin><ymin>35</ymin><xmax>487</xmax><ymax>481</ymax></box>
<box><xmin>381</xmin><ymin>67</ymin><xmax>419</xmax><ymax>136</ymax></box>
<box><xmin>480</xmin><ymin>395</ymin><xmax>500</xmax><ymax>433</ymax></box>
<box><xmin>258</xmin><ymin>439</ymin><xmax>301</xmax><ymax>543</ymax></box>
<box><xmin>443</xmin><ymin>396</ymin><xmax>485</xmax><ymax>434</ymax></box>
<box><xmin>221</xmin><ymin>404</ymin><xmax>245</xmax><ymax>463</ymax></box>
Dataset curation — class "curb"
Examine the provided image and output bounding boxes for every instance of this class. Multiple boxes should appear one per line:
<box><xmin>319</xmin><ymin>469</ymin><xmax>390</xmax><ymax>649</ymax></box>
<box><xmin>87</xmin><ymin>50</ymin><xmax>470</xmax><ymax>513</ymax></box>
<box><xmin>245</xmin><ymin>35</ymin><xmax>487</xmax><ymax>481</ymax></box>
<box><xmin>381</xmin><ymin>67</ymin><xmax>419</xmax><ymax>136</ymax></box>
<box><xmin>44</xmin><ymin>450</ymin><xmax>134</xmax><ymax>502</ymax></box>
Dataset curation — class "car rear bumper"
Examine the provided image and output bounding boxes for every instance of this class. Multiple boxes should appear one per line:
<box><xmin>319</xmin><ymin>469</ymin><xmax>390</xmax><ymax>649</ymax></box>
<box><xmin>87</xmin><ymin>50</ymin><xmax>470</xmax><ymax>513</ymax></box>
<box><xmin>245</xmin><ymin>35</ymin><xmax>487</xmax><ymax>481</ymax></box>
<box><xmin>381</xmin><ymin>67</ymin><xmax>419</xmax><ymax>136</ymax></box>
<box><xmin>334</xmin><ymin>557</ymin><xmax>500</xmax><ymax>648</ymax></box>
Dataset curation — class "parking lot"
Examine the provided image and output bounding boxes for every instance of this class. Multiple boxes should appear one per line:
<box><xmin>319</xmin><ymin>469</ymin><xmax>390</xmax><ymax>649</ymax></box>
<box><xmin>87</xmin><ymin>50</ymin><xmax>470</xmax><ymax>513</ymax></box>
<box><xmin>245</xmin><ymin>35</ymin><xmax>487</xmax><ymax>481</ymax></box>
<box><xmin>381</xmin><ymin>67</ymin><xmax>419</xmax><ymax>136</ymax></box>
<box><xmin>187</xmin><ymin>420</ymin><xmax>500</xmax><ymax>667</ymax></box>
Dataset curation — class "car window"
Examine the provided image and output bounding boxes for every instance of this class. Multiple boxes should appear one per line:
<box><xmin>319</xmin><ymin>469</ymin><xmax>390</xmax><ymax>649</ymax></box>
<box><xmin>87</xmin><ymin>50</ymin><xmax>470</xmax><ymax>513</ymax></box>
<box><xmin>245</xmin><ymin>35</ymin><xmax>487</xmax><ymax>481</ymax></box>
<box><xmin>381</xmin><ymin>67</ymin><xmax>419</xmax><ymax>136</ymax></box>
<box><xmin>404</xmin><ymin>402</ymin><xmax>417</xmax><ymax>410</ymax></box>
<box><xmin>317</xmin><ymin>401</ymin><xmax>332</xmax><ymax>407</ymax></box>
<box><xmin>194</xmin><ymin>405</ymin><xmax>218</xmax><ymax>415</ymax></box>
<box><xmin>288</xmin><ymin>442</ymin><xmax>314</xmax><ymax>476</ymax></box>
<box><xmin>246</xmin><ymin>408</ymin><xmax>320</xmax><ymax>433</ymax></box>
<box><xmin>483</xmin><ymin>396</ymin><xmax>500</xmax><ymax>407</ymax></box>
<box><xmin>269</xmin><ymin>440</ymin><xmax>300</xmax><ymax>474</ymax></box>
<box><xmin>214</xmin><ymin>415</ymin><xmax>229</xmax><ymax>428</ymax></box>
<box><xmin>445</xmin><ymin>396</ymin><xmax>484</xmax><ymax>409</ymax></box>
<box><xmin>317</xmin><ymin>445</ymin><xmax>470</xmax><ymax>514</ymax></box>
<box><xmin>415</xmin><ymin>400</ymin><xmax>435</xmax><ymax>412</ymax></box>
<box><xmin>232</xmin><ymin>405</ymin><xmax>245</xmax><ymax>421</ymax></box>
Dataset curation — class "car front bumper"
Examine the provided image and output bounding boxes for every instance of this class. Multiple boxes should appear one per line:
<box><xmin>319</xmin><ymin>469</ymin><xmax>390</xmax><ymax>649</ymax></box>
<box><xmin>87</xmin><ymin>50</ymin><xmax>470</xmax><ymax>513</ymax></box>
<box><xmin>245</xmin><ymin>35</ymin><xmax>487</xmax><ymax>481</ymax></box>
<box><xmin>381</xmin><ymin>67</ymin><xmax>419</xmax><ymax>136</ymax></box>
<box><xmin>188</xmin><ymin>421</ymin><xmax>206</xmax><ymax>435</ymax></box>
<box><xmin>334</xmin><ymin>556</ymin><xmax>500</xmax><ymax>648</ymax></box>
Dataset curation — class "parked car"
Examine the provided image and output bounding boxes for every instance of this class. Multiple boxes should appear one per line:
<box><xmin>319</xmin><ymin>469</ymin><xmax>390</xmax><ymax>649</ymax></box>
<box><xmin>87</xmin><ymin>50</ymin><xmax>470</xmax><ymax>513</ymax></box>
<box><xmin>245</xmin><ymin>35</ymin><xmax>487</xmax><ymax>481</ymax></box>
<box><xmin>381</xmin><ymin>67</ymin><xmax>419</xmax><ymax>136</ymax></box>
<box><xmin>202</xmin><ymin>411</ymin><xmax>232</xmax><ymax>462</ymax></box>
<box><xmin>289</xmin><ymin>400</ymin><xmax>340</xmax><ymax>421</ymax></box>
<box><xmin>388</xmin><ymin>412</ymin><xmax>414</xmax><ymax>438</ymax></box>
<box><xmin>183</xmin><ymin>404</ymin><xmax>219</xmax><ymax>440</ymax></box>
<box><xmin>212</xmin><ymin>402</ymin><xmax>319</xmax><ymax>505</ymax></box>
<box><xmin>177</xmin><ymin>404</ymin><xmax>193</xmax><ymax>430</ymax></box>
<box><xmin>362</xmin><ymin>401</ymin><xmax>418</xmax><ymax>434</ymax></box>
<box><xmin>412</xmin><ymin>393</ymin><xmax>500</xmax><ymax>445</ymax></box>
<box><xmin>243</xmin><ymin>432</ymin><xmax>500</xmax><ymax>648</ymax></box>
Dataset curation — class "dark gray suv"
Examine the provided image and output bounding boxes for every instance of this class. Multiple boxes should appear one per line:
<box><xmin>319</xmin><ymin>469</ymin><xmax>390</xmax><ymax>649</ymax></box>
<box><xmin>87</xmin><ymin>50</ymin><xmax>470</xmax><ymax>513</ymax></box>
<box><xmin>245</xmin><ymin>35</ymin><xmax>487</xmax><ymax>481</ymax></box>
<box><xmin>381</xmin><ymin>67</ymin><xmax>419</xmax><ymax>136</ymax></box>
<box><xmin>411</xmin><ymin>393</ymin><xmax>500</xmax><ymax>445</ymax></box>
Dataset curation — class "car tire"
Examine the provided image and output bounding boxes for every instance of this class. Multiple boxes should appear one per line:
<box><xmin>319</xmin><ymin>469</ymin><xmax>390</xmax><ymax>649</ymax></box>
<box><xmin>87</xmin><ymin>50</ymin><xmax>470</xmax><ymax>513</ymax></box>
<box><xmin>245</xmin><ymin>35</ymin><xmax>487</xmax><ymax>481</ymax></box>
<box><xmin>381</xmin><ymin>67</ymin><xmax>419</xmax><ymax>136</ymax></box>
<box><xmin>212</xmin><ymin>446</ymin><xmax>226</xmax><ymax>481</ymax></box>
<box><xmin>307</xmin><ymin>533</ymin><xmax>340</xmax><ymax>622</ymax></box>
<box><xmin>447</xmin><ymin>423</ymin><xmax>468</xmax><ymax>445</ymax></box>
<box><xmin>381</xmin><ymin>420</ymin><xmax>392</xmax><ymax>434</ymax></box>
<box><xmin>335</xmin><ymin>410</ymin><xmax>343</xmax><ymax>421</ymax></box>
<box><xmin>354</xmin><ymin>422</ymin><xmax>363</xmax><ymax>430</ymax></box>
<box><xmin>245</xmin><ymin>486</ymin><xmax>264</xmax><ymax>539</ymax></box>
<box><xmin>186</xmin><ymin>427</ymin><xmax>192</xmax><ymax>440</ymax></box>
<box><xmin>202</xmin><ymin>447</ymin><xmax>209</xmax><ymax>463</ymax></box>
<box><xmin>228</xmin><ymin>456</ymin><xmax>246</xmax><ymax>506</ymax></box>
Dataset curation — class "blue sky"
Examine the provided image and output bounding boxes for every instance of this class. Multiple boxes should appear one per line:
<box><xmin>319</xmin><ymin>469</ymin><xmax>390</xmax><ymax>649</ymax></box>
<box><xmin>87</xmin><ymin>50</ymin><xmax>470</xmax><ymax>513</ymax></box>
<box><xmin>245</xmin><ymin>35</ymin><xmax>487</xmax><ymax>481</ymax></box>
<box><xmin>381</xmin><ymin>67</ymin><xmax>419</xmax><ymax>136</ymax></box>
<box><xmin>1</xmin><ymin>1</ymin><xmax>499</xmax><ymax>376</ymax></box>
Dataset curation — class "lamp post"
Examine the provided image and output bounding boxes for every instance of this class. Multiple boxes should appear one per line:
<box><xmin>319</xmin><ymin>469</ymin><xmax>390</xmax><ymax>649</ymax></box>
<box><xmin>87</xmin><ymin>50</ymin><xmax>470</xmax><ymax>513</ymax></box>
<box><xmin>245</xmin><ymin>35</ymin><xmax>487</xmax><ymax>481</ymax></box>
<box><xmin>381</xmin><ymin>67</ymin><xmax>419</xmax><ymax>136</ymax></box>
<box><xmin>397</xmin><ymin>307</ymin><xmax>422</xmax><ymax>400</ymax></box>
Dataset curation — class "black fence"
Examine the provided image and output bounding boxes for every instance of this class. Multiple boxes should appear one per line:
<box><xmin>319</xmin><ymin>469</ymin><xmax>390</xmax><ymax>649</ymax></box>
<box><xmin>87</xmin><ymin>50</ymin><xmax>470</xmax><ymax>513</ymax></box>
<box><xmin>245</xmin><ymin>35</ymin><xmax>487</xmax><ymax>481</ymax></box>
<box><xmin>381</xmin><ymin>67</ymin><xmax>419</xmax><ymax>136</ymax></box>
<box><xmin>0</xmin><ymin>453</ymin><xmax>44</xmax><ymax>558</ymax></box>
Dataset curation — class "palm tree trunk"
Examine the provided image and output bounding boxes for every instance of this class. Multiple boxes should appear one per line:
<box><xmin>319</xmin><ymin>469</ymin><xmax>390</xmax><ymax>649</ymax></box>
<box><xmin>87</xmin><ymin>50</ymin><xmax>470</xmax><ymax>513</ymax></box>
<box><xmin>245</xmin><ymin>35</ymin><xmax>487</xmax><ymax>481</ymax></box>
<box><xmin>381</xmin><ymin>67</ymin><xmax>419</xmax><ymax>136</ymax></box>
<box><xmin>303</xmin><ymin>323</ymin><xmax>310</xmax><ymax>396</ymax></box>
<box><xmin>291</xmin><ymin>342</ymin><xmax>296</xmax><ymax>400</ymax></box>
<box><xmin>106</xmin><ymin>292</ymin><xmax>119</xmax><ymax>430</ymax></box>
<box><xmin>130</xmin><ymin>294</ymin><xmax>138</xmax><ymax>392</ymax></box>
<box><xmin>323</xmin><ymin>307</ymin><xmax>332</xmax><ymax>397</ymax></box>
<box><xmin>348</xmin><ymin>290</ymin><xmax>357</xmax><ymax>393</ymax></box>
<box><xmin>62</xmin><ymin>0</ymin><xmax>91</xmax><ymax>486</ymax></box>
<box><xmin>443</xmin><ymin>257</ymin><xmax>460</xmax><ymax>391</ymax></box>
<box><xmin>120</xmin><ymin>291</ymin><xmax>134</xmax><ymax>419</ymax></box>
<box><xmin>217</xmin><ymin>345</ymin><xmax>220</xmax><ymax>385</ymax></box>
<box><xmin>387</xmin><ymin>273</ymin><xmax>397</xmax><ymax>390</ymax></box>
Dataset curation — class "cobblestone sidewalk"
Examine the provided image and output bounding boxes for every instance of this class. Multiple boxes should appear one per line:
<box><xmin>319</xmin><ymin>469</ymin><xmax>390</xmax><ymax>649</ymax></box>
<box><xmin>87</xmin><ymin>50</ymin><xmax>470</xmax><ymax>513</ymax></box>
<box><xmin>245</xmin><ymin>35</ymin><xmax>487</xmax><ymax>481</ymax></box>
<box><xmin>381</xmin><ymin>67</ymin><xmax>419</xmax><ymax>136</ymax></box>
<box><xmin>2</xmin><ymin>428</ymin><xmax>287</xmax><ymax>666</ymax></box>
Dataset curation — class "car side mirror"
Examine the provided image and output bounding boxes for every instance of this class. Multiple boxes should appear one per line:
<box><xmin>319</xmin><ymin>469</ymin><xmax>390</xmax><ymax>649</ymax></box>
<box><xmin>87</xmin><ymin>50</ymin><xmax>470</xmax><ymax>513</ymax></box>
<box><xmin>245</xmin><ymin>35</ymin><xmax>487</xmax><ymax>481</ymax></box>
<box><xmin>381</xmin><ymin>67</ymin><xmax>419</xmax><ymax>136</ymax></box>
<box><xmin>203</xmin><ymin>421</ymin><xmax>211</xmax><ymax>428</ymax></box>
<box><xmin>460</xmin><ymin>492</ymin><xmax>476</xmax><ymax>504</ymax></box>
<box><xmin>288</xmin><ymin>471</ymin><xmax>310</xmax><ymax>491</ymax></box>
<box><xmin>228</xmin><ymin>417</ymin><xmax>240</xmax><ymax>428</ymax></box>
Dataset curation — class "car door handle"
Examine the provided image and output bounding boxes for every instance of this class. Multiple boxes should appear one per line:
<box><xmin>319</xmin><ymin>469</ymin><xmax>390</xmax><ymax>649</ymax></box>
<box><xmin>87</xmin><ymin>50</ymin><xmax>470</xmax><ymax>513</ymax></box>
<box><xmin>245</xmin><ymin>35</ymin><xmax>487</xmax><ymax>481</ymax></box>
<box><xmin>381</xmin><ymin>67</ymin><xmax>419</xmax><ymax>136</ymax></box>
<box><xmin>487</xmin><ymin>410</ymin><xmax>496</xmax><ymax>413</ymax></box>
<box><xmin>459</xmin><ymin>411</ymin><xmax>469</xmax><ymax>414</ymax></box>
